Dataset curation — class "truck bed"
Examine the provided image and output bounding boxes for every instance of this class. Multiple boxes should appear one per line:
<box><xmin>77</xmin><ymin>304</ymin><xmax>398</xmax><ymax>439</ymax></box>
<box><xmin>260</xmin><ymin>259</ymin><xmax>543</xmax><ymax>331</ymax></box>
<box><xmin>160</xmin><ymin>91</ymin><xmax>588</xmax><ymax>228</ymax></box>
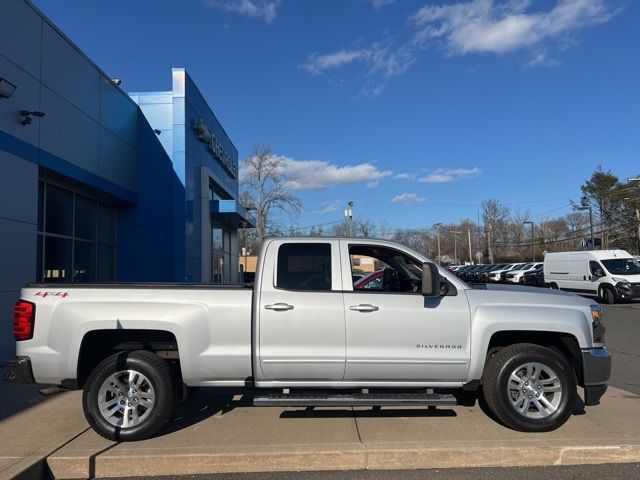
<box><xmin>25</xmin><ymin>283</ymin><xmax>253</xmax><ymax>289</ymax></box>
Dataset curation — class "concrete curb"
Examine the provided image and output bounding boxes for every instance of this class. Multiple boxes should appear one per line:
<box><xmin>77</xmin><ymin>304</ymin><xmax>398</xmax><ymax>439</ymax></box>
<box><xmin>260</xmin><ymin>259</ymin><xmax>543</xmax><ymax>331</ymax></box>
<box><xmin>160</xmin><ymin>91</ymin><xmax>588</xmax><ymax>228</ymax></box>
<box><xmin>46</xmin><ymin>443</ymin><xmax>640</xmax><ymax>478</ymax></box>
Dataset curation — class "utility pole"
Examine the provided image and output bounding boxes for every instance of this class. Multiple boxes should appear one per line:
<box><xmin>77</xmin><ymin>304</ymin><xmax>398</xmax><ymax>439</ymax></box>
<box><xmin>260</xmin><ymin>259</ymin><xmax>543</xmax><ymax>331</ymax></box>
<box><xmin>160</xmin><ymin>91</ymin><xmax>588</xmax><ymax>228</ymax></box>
<box><xmin>435</xmin><ymin>223</ymin><xmax>442</xmax><ymax>265</ymax></box>
<box><xmin>523</xmin><ymin>221</ymin><xmax>534</xmax><ymax>262</ymax></box>
<box><xmin>345</xmin><ymin>201</ymin><xmax>354</xmax><ymax>237</ymax></box>
<box><xmin>467</xmin><ymin>229</ymin><xmax>473</xmax><ymax>264</ymax></box>
<box><xmin>636</xmin><ymin>208</ymin><xmax>640</xmax><ymax>255</ymax></box>
<box><xmin>451</xmin><ymin>231</ymin><xmax>461</xmax><ymax>264</ymax></box>
<box><xmin>486</xmin><ymin>223</ymin><xmax>493</xmax><ymax>264</ymax></box>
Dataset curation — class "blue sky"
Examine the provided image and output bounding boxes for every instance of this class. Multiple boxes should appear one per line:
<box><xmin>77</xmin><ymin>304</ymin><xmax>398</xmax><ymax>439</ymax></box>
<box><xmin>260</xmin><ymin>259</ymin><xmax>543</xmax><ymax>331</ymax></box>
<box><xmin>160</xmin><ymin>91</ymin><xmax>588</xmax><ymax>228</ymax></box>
<box><xmin>34</xmin><ymin>0</ymin><xmax>640</xmax><ymax>231</ymax></box>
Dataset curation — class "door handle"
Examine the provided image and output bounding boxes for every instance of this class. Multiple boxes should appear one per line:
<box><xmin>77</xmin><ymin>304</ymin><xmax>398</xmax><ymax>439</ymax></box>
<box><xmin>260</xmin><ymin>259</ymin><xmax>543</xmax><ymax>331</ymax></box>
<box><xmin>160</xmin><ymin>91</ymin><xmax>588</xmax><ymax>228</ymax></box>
<box><xmin>265</xmin><ymin>303</ymin><xmax>294</xmax><ymax>311</ymax></box>
<box><xmin>349</xmin><ymin>304</ymin><xmax>379</xmax><ymax>312</ymax></box>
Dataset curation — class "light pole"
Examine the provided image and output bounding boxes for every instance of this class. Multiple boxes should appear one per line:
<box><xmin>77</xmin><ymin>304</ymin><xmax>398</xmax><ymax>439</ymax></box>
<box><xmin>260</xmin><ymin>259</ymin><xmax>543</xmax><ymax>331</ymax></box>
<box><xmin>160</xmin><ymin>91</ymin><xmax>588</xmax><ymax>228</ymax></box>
<box><xmin>451</xmin><ymin>231</ymin><xmax>461</xmax><ymax>264</ymax></box>
<box><xmin>523</xmin><ymin>221</ymin><xmax>534</xmax><ymax>262</ymax></box>
<box><xmin>467</xmin><ymin>229</ymin><xmax>473</xmax><ymax>264</ymax></box>
<box><xmin>578</xmin><ymin>206</ymin><xmax>594</xmax><ymax>250</ymax></box>
<box><xmin>630</xmin><ymin>178</ymin><xmax>640</xmax><ymax>254</ymax></box>
<box><xmin>435</xmin><ymin>223</ymin><xmax>442</xmax><ymax>265</ymax></box>
<box><xmin>345</xmin><ymin>201</ymin><xmax>354</xmax><ymax>237</ymax></box>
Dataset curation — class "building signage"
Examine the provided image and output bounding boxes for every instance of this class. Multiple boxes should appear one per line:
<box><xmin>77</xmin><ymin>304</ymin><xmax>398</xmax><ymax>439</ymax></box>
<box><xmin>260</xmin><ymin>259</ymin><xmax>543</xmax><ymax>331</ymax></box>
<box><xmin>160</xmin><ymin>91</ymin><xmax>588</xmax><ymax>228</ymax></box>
<box><xmin>193</xmin><ymin>118</ymin><xmax>238</xmax><ymax>178</ymax></box>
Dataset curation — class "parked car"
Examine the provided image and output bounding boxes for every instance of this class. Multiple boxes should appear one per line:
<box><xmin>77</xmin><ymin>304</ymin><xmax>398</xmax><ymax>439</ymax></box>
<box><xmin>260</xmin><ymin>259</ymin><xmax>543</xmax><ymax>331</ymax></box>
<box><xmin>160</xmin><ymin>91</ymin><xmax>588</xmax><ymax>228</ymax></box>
<box><xmin>499</xmin><ymin>263</ymin><xmax>528</xmax><ymax>283</ymax></box>
<box><xmin>7</xmin><ymin>237</ymin><xmax>610</xmax><ymax>441</ymax></box>
<box><xmin>487</xmin><ymin>263</ymin><xmax>517</xmax><ymax>283</ymax></box>
<box><xmin>545</xmin><ymin>249</ymin><xmax>640</xmax><ymax>304</ymax></box>
<box><xmin>467</xmin><ymin>265</ymin><xmax>493</xmax><ymax>283</ymax></box>
<box><xmin>453</xmin><ymin>264</ymin><xmax>475</xmax><ymax>280</ymax></box>
<box><xmin>460</xmin><ymin>264</ymin><xmax>487</xmax><ymax>282</ymax></box>
<box><xmin>505</xmin><ymin>263</ymin><xmax>543</xmax><ymax>284</ymax></box>
<box><xmin>477</xmin><ymin>264</ymin><xmax>507</xmax><ymax>283</ymax></box>
<box><xmin>523</xmin><ymin>266</ymin><xmax>545</xmax><ymax>287</ymax></box>
<box><xmin>353</xmin><ymin>269</ymin><xmax>383</xmax><ymax>290</ymax></box>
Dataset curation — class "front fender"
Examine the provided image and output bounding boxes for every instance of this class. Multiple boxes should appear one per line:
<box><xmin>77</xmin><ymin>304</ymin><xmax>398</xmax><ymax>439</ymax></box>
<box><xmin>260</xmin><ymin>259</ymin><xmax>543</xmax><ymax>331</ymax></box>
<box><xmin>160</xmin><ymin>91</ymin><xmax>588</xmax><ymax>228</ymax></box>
<box><xmin>467</xmin><ymin>304</ymin><xmax>592</xmax><ymax>381</ymax></box>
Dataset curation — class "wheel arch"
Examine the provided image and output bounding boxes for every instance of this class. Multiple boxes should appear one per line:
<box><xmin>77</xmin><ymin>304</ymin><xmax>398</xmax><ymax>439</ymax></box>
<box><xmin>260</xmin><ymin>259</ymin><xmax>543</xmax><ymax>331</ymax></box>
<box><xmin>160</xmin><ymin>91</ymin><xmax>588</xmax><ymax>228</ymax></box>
<box><xmin>76</xmin><ymin>329</ymin><xmax>180</xmax><ymax>388</ymax></box>
<box><xmin>482</xmin><ymin>331</ymin><xmax>583</xmax><ymax>386</ymax></box>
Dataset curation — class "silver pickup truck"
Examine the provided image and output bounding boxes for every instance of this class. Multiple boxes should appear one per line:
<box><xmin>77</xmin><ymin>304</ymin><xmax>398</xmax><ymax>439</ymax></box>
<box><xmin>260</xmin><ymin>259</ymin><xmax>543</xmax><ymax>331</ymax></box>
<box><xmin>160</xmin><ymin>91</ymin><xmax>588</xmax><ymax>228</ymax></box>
<box><xmin>7</xmin><ymin>237</ymin><xmax>610</xmax><ymax>441</ymax></box>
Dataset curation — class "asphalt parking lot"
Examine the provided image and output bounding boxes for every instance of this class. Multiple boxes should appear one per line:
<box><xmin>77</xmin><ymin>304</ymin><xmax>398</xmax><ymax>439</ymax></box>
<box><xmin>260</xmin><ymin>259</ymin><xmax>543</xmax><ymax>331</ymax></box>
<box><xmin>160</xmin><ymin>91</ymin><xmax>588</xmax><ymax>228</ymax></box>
<box><xmin>600</xmin><ymin>304</ymin><xmax>640</xmax><ymax>395</ymax></box>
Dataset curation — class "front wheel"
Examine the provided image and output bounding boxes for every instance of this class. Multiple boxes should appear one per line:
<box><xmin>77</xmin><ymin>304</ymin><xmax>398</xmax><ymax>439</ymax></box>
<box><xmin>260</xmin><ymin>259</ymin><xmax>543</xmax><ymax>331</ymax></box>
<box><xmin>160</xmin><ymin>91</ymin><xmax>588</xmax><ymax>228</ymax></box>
<box><xmin>82</xmin><ymin>350</ymin><xmax>176</xmax><ymax>441</ymax></box>
<box><xmin>482</xmin><ymin>343</ymin><xmax>576</xmax><ymax>432</ymax></box>
<box><xmin>599</xmin><ymin>286</ymin><xmax>616</xmax><ymax>305</ymax></box>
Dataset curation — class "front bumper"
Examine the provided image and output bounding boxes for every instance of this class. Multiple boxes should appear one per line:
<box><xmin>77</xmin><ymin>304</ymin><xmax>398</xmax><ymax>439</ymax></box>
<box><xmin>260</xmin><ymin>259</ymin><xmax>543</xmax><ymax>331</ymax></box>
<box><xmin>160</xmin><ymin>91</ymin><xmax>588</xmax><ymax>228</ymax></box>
<box><xmin>615</xmin><ymin>282</ymin><xmax>640</xmax><ymax>301</ymax></box>
<box><xmin>2</xmin><ymin>357</ymin><xmax>35</xmax><ymax>384</ymax></box>
<box><xmin>581</xmin><ymin>347</ymin><xmax>611</xmax><ymax>406</ymax></box>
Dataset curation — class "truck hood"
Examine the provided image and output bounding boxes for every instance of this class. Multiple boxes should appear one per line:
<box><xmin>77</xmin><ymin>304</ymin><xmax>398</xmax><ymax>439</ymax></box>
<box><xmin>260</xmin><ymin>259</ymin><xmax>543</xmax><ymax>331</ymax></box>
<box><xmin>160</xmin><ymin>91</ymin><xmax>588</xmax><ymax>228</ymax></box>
<box><xmin>464</xmin><ymin>283</ymin><xmax>595</xmax><ymax>309</ymax></box>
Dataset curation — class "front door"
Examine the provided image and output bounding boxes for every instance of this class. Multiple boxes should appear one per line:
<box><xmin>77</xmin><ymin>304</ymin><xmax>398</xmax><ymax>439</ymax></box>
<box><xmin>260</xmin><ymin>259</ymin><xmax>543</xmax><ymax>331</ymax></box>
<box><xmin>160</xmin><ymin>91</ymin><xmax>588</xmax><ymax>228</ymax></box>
<box><xmin>257</xmin><ymin>241</ymin><xmax>346</xmax><ymax>382</ymax></box>
<box><xmin>341</xmin><ymin>241</ymin><xmax>471</xmax><ymax>382</ymax></box>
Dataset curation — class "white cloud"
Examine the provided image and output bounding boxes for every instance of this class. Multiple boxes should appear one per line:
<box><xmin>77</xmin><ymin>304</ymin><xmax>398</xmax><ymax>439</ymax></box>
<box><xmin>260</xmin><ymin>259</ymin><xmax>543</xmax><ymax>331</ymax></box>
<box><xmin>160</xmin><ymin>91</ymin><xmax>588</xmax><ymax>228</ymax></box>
<box><xmin>301</xmin><ymin>0</ymin><xmax>616</xmax><ymax>94</ymax></box>
<box><xmin>526</xmin><ymin>51</ymin><xmax>561</xmax><ymax>67</ymax></box>
<box><xmin>302</xmin><ymin>49</ymin><xmax>369</xmax><ymax>75</ymax></box>
<box><xmin>202</xmin><ymin>0</ymin><xmax>280</xmax><ymax>24</ymax></box>
<box><xmin>301</xmin><ymin>42</ymin><xmax>414</xmax><ymax>96</ymax></box>
<box><xmin>312</xmin><ymin>199</ymin><xmax>342</xmax><ymax>214</ymax></box>
<box><xmin>419</xmin><ymin>167</ymin><xmax>482</xmax><ymax>183</ymax></box>
<box><xmin>393</xmin><ymin>172</ymin><xmax>414</xmax><ymax>180</ymax></box>
<box><xmin>391</xmin><ymin>192</ymin><xmax>426</xmax><ymax>204</ymax></box>
<box><xmin>368</xmin><ymin>0</ymin><xmax>395</xmax><ymax>9</ymax></box>
<box><xmin>241</xmin><ymin>154</ymin><xmax>393</xmax><ymax>190</ymax></box>
<box><xmin>410</xmin><ymin>0</ymin><xmax>614</xmax><ymax>56</ymax></box>
<box><xmin>282</xmin><ymin>157</ymin><xmax>393</xmax><ymax>189</ymax></box>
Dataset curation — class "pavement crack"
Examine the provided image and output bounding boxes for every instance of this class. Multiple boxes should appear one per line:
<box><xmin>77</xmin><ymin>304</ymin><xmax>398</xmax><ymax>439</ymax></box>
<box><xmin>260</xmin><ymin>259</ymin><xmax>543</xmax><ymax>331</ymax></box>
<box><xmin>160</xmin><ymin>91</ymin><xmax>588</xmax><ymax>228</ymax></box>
<box><xmin>351</xmin><ymin>407</ymin><xmax>369</xmax><ymax>469</ymax></box>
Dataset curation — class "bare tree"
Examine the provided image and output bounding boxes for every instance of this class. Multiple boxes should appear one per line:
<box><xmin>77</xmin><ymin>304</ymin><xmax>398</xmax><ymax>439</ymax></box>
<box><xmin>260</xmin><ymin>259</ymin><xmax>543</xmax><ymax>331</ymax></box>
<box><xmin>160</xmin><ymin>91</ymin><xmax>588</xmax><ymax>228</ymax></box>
<box><xmin>239</xmin><ymin>145</ymin><xmax>302</xmax><ymax>247</ymax></box>
<box><xmin>482</xmin><ymin>199</ymin><xmax>510</xmax><ymax>263</ymax></box>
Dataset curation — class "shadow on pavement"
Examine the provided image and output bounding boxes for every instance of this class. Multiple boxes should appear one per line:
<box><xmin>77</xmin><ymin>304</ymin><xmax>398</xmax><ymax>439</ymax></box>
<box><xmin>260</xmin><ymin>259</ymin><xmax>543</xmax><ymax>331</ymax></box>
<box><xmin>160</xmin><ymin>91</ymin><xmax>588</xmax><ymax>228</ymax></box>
<box><xmin>156</xmin><ymin>387</ymin><xmax>251</xmax><ymax>437</ymax></box>
<box><xmin>0</xmin><ymin>371</ymin><xmax>56</xmax><ymax>421</ymax></box>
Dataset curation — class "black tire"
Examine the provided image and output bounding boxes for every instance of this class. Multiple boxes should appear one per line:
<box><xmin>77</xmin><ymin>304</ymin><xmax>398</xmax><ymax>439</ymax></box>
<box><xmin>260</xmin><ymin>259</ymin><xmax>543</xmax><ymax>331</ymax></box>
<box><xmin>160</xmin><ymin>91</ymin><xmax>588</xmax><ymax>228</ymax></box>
<box><xmin>82</xmin><ymin>350</ymin><xmax>176</xmax><ymax>441</ymax></box>
<box><xmin>549</xmin><ymin>282</ymin><xmax>558</xmax><ymax>290</ymax></box>
<box><xmin>600</xmin><ymin>286</ymin><xmax>616</xmax><ymax>305</ymax></box>
<box><xmin>482</xmin><ymin>343</ymin><xmax>576</xmax><ymax>432</ymax></box>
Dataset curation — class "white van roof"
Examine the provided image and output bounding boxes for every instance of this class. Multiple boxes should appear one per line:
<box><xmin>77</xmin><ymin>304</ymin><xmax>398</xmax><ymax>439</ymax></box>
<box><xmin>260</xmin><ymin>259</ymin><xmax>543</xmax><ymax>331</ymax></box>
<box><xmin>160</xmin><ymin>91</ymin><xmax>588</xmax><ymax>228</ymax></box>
<box><xmin>544</xmin><ymin>250</ymin><xmax>632</xmax><ymax>261</ymax></box>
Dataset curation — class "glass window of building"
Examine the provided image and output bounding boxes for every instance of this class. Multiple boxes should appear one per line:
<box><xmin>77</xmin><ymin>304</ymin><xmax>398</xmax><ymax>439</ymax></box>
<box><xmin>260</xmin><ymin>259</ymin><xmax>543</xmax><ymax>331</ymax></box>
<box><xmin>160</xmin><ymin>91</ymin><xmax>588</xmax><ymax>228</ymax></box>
<box><xmin>37</xmin><ymin>181</ymin><xmax>117</xmax><ymax>283</ymax></box>
<box><xmin>211</xmin><ymin>223</ymin><xmax>231</xmax><ymax>283</ymax></box>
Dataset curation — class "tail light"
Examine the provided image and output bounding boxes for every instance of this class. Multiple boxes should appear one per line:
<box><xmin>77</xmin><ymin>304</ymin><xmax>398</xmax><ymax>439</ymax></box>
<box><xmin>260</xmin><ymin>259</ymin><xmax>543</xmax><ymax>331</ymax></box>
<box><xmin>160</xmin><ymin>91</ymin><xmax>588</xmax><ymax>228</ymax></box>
<box><xmin>13</xmin><ymin>300</ymin><xmax>35</xmax><ymax>341</ymax></box>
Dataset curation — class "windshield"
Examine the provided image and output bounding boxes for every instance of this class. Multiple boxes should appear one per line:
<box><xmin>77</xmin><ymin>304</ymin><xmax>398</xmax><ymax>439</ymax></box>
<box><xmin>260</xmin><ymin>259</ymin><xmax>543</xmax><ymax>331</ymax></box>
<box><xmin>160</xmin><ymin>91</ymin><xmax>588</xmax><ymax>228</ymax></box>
<box><xmin>601</xmin><ymin>258</ymin><xmax>640</xmax><ymax>275</ymax></box>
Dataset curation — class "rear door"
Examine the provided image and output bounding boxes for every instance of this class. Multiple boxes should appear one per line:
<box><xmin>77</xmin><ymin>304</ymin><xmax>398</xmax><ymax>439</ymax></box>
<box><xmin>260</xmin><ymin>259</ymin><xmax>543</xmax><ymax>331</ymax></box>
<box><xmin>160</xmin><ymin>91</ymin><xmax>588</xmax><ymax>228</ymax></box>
<box><xmin>256</xmin><ymin>240</ymin><xmax>346</xmax><ymax>382</ymax></box>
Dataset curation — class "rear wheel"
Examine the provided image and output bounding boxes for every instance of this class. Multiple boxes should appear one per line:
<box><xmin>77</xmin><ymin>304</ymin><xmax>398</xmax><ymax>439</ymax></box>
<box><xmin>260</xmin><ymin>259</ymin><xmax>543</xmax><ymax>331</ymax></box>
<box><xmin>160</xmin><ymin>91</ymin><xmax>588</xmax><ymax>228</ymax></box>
<box><xmin>482</xmin><ymin>343</ymin><xmax>576</xmax><ymax>432</ymax></box>
<box><xmin>82</xmin><ymin>350</ymin><xmax>176</xmax><ymax>441</ymax></box>
<box><xmin>599</xmin><ymin>286</ymin><xmax>616</xmax><ymax>305</ymax></box>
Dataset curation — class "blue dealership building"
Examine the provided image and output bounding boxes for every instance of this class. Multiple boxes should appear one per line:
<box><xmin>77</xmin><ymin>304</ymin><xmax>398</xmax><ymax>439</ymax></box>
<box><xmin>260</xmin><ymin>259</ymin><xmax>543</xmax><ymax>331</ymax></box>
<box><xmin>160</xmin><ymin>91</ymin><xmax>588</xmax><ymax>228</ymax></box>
<box><xmin>0</xmin><ymin>0</ymin><xmax>254</xmax><ymax>358</ymax></box>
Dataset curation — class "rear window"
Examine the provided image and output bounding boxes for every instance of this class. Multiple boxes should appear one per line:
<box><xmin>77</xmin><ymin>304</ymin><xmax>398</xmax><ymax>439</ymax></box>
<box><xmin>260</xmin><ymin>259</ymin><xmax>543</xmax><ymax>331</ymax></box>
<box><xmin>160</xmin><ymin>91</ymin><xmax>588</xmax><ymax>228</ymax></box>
<box><xmin>276</xmin><ymin>243</ymin><xmax>332</xmax><ymax>291</ymax></box>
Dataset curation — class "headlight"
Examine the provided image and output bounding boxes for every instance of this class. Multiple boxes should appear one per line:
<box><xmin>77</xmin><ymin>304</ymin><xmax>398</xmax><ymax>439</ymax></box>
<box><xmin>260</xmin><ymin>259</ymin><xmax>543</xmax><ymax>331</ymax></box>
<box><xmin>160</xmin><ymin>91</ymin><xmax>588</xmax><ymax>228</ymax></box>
<box><xmin>612</xmin><ymin>277</ymin><xmax>629</xmax><ymax>283</ymax></box>
<box><xmin>590</xmin><ymin>305</ymin><xmax>605</xmax><ymax>343</ymax></box>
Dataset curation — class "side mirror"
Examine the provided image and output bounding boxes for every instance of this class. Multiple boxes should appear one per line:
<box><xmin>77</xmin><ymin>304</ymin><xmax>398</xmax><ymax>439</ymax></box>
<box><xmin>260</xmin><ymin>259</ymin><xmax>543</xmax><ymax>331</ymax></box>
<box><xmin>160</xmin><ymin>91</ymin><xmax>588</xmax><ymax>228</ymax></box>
<box><xmin>594</xmin><ymin>269</ymin><xmax>604</xmax><ymax>278</ymax></box>
<box><xmin>422</xmin><ymin>262</ymin><xmax>441</xmax><ymax>297</ymax></box>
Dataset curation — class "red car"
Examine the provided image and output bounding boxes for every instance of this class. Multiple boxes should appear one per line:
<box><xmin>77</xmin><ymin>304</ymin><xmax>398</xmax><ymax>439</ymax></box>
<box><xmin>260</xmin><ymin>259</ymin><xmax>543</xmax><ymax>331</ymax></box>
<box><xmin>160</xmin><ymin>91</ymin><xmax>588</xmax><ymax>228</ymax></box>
<box><xmin>353</xmin><ymin>269</ymin><xmax>384</xmax><ymax>290</ymax></box>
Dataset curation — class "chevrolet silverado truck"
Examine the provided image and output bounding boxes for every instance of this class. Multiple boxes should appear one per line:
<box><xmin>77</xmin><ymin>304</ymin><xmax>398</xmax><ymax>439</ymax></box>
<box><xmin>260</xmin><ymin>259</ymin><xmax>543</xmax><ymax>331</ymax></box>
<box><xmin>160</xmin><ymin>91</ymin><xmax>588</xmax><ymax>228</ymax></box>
<box><xmin>6</xmin><ymin>237</ymin><xmax>611</xmax><ymax>441</ymax></box>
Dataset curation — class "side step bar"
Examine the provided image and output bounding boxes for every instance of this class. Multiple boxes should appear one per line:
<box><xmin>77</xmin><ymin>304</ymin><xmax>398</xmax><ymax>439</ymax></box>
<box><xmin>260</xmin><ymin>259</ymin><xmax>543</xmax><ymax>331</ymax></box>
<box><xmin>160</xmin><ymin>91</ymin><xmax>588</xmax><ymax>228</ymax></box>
<box><xmin>253</xmin><ymin>392</ymin><xmax>457</xmax><ymax>407</ymax></box>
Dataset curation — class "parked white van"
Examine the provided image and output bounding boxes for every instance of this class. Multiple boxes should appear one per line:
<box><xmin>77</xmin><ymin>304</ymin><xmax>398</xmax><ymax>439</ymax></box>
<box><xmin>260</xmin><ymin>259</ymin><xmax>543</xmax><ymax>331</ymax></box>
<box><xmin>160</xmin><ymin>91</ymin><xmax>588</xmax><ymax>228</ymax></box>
<box><xmin>544</xmin><ymin>250</ymin><xmax>640</xmax><ymax>304</ymax></box>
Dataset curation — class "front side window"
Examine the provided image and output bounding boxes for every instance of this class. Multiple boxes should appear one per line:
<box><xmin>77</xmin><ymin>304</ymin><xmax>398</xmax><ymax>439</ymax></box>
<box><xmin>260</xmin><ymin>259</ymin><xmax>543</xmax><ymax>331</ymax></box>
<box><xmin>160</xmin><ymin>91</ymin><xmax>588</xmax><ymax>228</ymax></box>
<box><xmin>589</xmin><ymin>261</ymin><xmax>603</xmax><ymax>276</ymax></box>
<box><xmin>350</xmin><ymin>245</ymin><xmax>424</xmax><ymax>294</ymax></box>
<box><xmin>276</xmin><ymin>243</ymin><xmax>331</xmax><ymax>291</ymax></box>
